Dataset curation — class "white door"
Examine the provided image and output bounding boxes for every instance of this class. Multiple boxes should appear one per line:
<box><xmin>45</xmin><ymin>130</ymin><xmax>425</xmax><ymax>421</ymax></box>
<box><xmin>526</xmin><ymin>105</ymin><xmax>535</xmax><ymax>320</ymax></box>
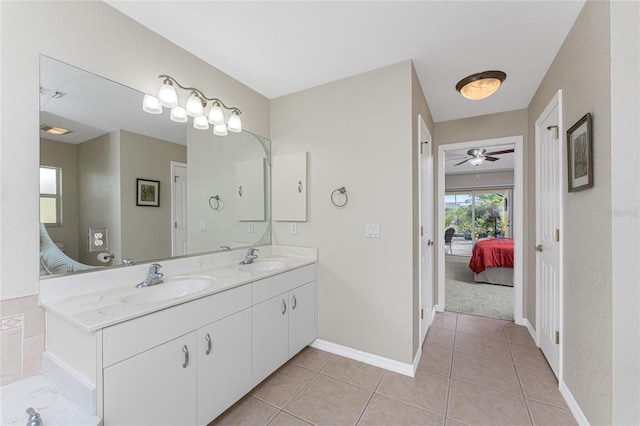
<box><xmin>419</xmin><ymin>115</ymin><xmax>434</xmax><ymax>344</ymax></box>
<box><xmin>171</xmin><ymin>162</ymin><xmax>188</xmax><ymax>256</ymax></box>
<box><xmin>535</xmin><ymin>91</ymin><xmax>562</xmax><ymax>377</ymax></box>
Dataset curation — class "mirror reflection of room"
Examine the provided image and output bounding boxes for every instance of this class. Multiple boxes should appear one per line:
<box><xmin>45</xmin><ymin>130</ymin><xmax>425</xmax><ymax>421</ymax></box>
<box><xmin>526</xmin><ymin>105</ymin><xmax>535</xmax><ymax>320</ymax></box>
<box><xmin>39</xmin><ymin>56</ymin><xmax>271</xmax><ymax>277</ymax></box>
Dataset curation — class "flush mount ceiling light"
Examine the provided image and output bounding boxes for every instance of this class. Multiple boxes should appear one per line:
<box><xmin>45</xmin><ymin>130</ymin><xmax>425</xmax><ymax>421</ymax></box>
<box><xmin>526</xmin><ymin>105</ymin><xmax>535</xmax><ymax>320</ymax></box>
<box><xmin>456</xmin><ymin>71</ymin><xmax>507</xmax><ymax>100</ymax></box>
<box><xmin>143</xmin><ymin>75</ymin><xmax>242</xmax><ymax>135</ymax></box>
<box><xmin>40</xmin><ymin>124</ymin><xmax>72</xmax><ymax>135</ymax></box>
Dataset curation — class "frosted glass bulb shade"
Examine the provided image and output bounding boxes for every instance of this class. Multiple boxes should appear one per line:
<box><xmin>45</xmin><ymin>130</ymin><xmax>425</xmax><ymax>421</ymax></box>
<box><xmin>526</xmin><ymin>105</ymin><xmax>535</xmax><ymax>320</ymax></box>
<box><xmin>208</xmin><ymin>104</ymin><xmax>225</xmax><ymax>125</ymax></box>
<box><xmin>142</xmin><ymin>94</ymin><xmax>162</xmax><ymax>114</ymax></box>
<box><xmin>227</xmin><ymin>112</ymin><xmax>242</xmax><ymax>133</ymax></box>
<box><xmin>468</xmin><ymin>157</ymin><xmax>485</xmax><ymax>166</ymax></box>
<box><xmin>170</xmin><ymin>106</ymin><xmax>188</xmax><ymax>123</ymax></box>
<box><xmin>158</xmin><ymin>82</ymin><xmax>178</xmax><ymax>107</ymax></box>
<box><xmin>213</xmin><ymin>123</ymin><xmax>228</xmax><ymax>136</ymax></box>
<box><xmin>186</xmin><ymin>93</ymin><xmax>204</xmax><ymax>117</ymax></box>
<box><xmin>193</xmin><ymin>115</ymin><xmax>209</xmax><ymax>130</ymax></box>
<box><xmin>456</xmin><ymin>71</ymin><xmax>506</xmax><ymax>100</ymax></box>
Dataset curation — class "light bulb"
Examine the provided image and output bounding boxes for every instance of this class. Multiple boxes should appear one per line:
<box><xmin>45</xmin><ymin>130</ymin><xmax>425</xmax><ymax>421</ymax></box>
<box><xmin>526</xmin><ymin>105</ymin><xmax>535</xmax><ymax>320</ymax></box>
<box><xmin>208</xmin><ymin>103</ymin><xmax>225</xmax><ymax>125</ymax></box>
<box><xmin>170</xmin><ymin>106</ymin><xmax>188</xmax><ymax>123</ymax></box>
<box><xmin>213</xmin><ymin>123</ymin><xmax>228</xmax><ymax>136</ymax></box>
<box><xmin>158</xmin><ymin>80</ymin><xmax>178</xmax><ymax>108</ymax></box>
<box><xmin>186</xmin><ymin>92</ymin><xmax>204</xmax><ymax>117</ymax></box>
<box><xmin>468</xmin><ymin>157</ymin><xmax>485</xmax><ymax>166</ymax></box>
<box><xmin>227</xmin><ymin>111</ymin><xmax>242</xmax><ymax>133</ymax></box>
<box><xmin>193</xmin><ymin>115</ymin><xmax>209</xmax><ymax>130</ymax></box>
<box><xmin>142</xmin><ymin>94</ymin><xmax>162</xmax><ymax>114</ymax></box>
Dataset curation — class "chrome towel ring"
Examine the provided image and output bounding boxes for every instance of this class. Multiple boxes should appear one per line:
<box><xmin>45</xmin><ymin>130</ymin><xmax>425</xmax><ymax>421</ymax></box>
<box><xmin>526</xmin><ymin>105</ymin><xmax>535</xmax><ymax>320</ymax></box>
<box><xmin>208</xmin><ymin>195</ymin><xmax>221</xmax><ymax>210</ymax></box>
<box><xmin>331</xmin><ymin>187</ymin><xmax>348</xmax><ymax>208</ymax></box>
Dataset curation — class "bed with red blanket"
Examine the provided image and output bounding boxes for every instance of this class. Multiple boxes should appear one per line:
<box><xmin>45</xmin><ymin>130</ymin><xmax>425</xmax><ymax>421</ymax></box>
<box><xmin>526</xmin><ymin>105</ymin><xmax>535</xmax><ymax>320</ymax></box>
<box><xmin>469</xmin><ymin>238</ymin><xmax>514</xmax><ymax>286</ymax></box>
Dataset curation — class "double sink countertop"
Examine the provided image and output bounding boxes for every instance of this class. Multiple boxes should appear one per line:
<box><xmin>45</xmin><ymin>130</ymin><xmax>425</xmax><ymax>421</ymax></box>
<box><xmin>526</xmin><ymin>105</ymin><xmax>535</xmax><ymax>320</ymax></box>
<box><xmin>41</xmin><ymin>247</ymin><xmax>316</xmax><ymax>333</ymax></box>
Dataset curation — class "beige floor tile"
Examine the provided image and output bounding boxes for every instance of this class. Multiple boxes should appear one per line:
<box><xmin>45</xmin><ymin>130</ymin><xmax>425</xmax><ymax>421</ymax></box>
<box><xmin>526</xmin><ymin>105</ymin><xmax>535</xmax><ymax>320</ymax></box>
<box><xmin>451</xmin><ymin>351</ymin><xmax>521</xmax><ymax>396</ymax></box>
<box><xmin>320</xmin><ymin>355</ymin><xmax>385</xmax><ymax>390</ymax></box>
<box><xmin>442</xmin><ymin>311</ymin><xmax>458</xmax><ymax>317</ymax></box>
<box><xmin>447</xmin><ymin>379</ymin><xmax>531</xmax><ymax>426</ymax></box>
<box><xmin>358</xmin><ymin>394</ymin><xmax>445</xmax><ymax>426</ymax></box>
<box><xmin>290</xmin><ymin>347</ymin><xmax>333</xmax><ymax>372</ymax></box>
<box><xmin>445</xmin><ymin>419</ymin><xmax>468</xmax><ymax>426</ymax></box>
<box><xmin>527</xmin><ymin>400</ymin><xmax>577</xmax><ymax>426</ymax></box>
<box><xmin>418</xmin><ymin>345</ymin><xmax>452</xmax><ymax>377</ymax></box>
<box><xmin>509</xmin><ymin>343</ymin><xmax>553</xmax><ymax>373</ymax></box>
<box><xmin>251</xmin><ymin>363</ymin><xmax>316</xmax><ymax>408</ymax></box>
<box><xmin>503</xmin><ymin>325</ymin><xmax>536</xmax><ymax>347</ymax></box>
<box><xmin>268</xmin><ymin>412</ymin><xmax>312</xmax><ymax>426</ymax></box>
<box><xmin>454</xmin><ymin>331</ymin><xmax>512</xmax><ymax>362</ymax></box>
<box><xmin>376</xmin><ymin>370</ymin><xmax>449</xmax><ymax>416</ymax></box>
<box><xmin>285</xmin><ymin>374</ymin><xmax>372</xmax><ymax>426</ymax></box>
<box><xmin>432</xmin><ymin>314</ymin><xmax>457</xmax><ymax>331</ymax></box>
<box><xmin>425</xmin><ymin>327</ymin><xmax>455</xmax><ymax>351</ymax></box>
<box><xmin>210</xmin><ymin>395</ymin><xmax>279</xmax><ymax>426</ymax></box>
<box><xmin>517</xmin><ymin>366</ymin><xmax>567</xmax><ymax>409</ymax></box>
<box><xmin>456</xmin><ymin>315</ymin><xmax>506</xmax><ymax>342</ymax></box>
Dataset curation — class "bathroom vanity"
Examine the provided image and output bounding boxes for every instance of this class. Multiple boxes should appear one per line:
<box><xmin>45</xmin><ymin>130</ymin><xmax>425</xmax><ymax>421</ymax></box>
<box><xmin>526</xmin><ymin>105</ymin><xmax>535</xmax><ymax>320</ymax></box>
<box><xmin>40</xmin><ymin>246</ymin><xmax>317</xmax><ymax>425</ymax></box>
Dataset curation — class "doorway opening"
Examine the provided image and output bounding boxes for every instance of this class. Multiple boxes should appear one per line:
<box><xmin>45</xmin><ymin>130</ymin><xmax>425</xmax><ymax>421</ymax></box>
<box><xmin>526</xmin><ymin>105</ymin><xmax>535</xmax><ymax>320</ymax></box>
<box><xmin>437</xmin><ymin>136</ymin><xmax>524</xmax><ymax>324</ymax></box>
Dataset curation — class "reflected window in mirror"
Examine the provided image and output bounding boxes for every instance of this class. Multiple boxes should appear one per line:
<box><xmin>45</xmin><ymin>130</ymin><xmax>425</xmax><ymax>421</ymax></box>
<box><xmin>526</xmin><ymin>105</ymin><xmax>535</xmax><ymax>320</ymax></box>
<box><xmin>40</xmin><ymin>166</ymin><xmax>62</xmax><ymax>225</ymax></box>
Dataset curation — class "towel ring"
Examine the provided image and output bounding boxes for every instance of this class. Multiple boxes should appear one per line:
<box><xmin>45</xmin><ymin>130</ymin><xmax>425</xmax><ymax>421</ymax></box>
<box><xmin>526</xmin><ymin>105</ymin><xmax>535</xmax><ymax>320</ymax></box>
<box><xmin>208</xmin><ymin>195</ymin><xmax>221</xmax><ymax>210</ymax></box>
<box><xmin>331</xmin><ymin>187</ymin><xmax>348</xmax><ymax>208</ymax></box>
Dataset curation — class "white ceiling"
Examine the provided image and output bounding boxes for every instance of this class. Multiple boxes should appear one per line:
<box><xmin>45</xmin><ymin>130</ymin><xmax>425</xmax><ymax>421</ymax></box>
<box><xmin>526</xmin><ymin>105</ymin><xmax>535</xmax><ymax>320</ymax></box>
<box><xmin>444</xmin><ymin>143</ymin><xmax>515</xmax><ymax>175</ymax></box>
<box><xmin>106</xmin><ymin>0</ymin><xmax>585</xmax><ymax>123</ymax></box>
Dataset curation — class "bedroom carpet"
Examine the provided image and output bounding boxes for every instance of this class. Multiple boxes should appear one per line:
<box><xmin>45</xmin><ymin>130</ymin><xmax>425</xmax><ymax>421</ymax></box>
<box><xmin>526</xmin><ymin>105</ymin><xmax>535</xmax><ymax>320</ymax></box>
<box><xmin>445</xmin><ymin>255</ymin><xmax>514</xmax><ymax>321</ymax></box>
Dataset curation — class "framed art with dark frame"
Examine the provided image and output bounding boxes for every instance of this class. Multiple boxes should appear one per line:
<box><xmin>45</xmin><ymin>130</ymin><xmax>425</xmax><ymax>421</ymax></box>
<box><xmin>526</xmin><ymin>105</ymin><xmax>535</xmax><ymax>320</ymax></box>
<box><xmin>136</xmin><ymin>178</ymin><xmax>160</xmax><ymax>206</ymax></box>
<box><xmin>567</xmin><ymin>113</ymin><xmax>593</xmax><ymax>192</ymax></box>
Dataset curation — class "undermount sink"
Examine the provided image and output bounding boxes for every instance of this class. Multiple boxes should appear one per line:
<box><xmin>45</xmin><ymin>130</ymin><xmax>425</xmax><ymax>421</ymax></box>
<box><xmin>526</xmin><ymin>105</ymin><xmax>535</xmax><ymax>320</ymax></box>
<box><xmin>121</xmin><ymin>276</ymin><xmax>215</xmax><ymax>304</ymax></box>
<box><xmin>239</xmin><ymin>259</ymin><xmax>290</xmax><ymax>273</ymax></box>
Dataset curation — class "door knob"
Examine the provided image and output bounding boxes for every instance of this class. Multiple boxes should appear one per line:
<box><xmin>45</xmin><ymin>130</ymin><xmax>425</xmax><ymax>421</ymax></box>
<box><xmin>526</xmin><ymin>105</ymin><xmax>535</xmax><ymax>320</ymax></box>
<box><xmin>535</xmin><ymin>244</ymin><xmax>543</xmax><ymax>252</ymax></box>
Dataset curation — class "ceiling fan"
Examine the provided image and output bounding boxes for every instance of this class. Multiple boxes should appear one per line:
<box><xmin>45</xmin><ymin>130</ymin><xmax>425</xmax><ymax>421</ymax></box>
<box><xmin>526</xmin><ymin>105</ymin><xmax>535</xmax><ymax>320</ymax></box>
<box><xmin>454</xmin><ymin>148</ymin><xmax>514</xmax><ymax>166</ymax></box>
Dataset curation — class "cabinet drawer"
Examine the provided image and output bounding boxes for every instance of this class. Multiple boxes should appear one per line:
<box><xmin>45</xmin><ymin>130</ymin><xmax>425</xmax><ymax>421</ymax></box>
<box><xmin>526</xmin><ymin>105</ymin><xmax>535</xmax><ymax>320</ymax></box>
<box><xmin>103</xmin><ymin>284</ymin><xmax>250</xmax><ymax>367</ymax></box>
<box><xmin>252</xmin><ymin>264</ymin><xmax>316</xmax><ymax>305</ymax></box>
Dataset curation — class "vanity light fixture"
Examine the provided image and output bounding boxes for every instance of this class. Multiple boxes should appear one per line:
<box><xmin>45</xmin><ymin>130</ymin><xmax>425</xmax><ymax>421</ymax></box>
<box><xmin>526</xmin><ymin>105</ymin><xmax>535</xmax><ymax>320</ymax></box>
<box><xmin>456</xmin><ymin>70</ymin><xmax>507</xmax><ymax>100</ymax></box>
<box><xmin>143</xmin><ymin>75</ymin><xmax>242</xmax><ymax>135</ymax></box>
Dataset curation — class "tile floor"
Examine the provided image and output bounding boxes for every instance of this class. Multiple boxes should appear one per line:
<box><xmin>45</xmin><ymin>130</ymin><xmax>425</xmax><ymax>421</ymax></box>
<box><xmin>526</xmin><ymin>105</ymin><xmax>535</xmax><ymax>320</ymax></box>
<box><xmin>210</xmin><ymin>312</ymin><xmax>577</xmax><ymax>426</ymax></box>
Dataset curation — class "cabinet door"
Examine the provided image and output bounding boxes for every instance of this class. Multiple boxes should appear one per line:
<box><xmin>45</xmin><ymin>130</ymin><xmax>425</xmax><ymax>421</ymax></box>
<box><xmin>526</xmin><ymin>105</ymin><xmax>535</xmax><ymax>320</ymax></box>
<box><xmin>197</xmin><ymin>309</ymin><xmax>251</xmax><ymax>425</ymax></box>
<box><xmin>252</xmin><ymin>294</ymin><xmax>289</xmax><ymax>386</ymax></box>
<box><xmin>289</xmin><ymin>281</ymin><xmax>317</xmax><ymax>357</ymax></box>
<box><xmin>272</xmin><ymin>152</ymin><xmax>308</xmax><ymax>221</ymax></box>
<box><xmin>103</xmin><ymin>332</ymin><xmax>196</xmax><ymax>426</ymax></box>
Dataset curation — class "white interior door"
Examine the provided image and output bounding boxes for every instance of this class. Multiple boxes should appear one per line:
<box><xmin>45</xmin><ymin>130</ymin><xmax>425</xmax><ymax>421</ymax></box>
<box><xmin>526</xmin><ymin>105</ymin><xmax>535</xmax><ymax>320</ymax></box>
<box><xmin>419</xmin><ymin>115</ymin><xmax>434</xmax><ymax>345</ymax></box>
<box><xmin>171</xmin><ymin>162</ymin><xmax>188</xmax><ymax>256</ymax></box>
<box><xmin>535</xmin><ymin>91</ymin><xmax>562</xmax><ymax>378</ymax></box>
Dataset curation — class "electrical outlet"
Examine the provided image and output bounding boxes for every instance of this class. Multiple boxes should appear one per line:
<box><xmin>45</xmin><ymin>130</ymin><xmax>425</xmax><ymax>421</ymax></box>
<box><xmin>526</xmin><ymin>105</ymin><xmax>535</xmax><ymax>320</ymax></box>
<box><xmin>366</xmin><ymin>224</ymin><xmax>380</xmax><ymax>238</ymax></box>
<box><xmin>199</xmin><ymin>221</ymin><xmax>207</xmax><ymax>231</ymax></box>
<box><xmin>248</xmin><ymin>223</ymin><xmax>254</xmax><ymax>233</ymax></box>
<box><xmin>290</xmin><ymin>223</ymin><xmax>297</xmax><ymax>234</ymax></box>
<box><xmin>88</xmin><ymin>227</ymin><xmax>108</xmax><ymax>252</ymax></box>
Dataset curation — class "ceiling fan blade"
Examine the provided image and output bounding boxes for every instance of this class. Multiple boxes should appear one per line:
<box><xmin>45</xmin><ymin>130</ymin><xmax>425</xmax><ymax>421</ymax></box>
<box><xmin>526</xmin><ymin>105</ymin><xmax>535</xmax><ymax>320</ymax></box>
<box><xmin>485</xmin><ymin>156</ymin><xmax>500</xmax><ymax>162</ymax></box>
<box><xmin>454</xmin><ymin>158</ymin><xmax>470</xmax><ymax>166</ymax></box>
<box><xmin>485</xmin><ymin>149</ymin><xmax>515</xmax><ymax>156</ymax></box>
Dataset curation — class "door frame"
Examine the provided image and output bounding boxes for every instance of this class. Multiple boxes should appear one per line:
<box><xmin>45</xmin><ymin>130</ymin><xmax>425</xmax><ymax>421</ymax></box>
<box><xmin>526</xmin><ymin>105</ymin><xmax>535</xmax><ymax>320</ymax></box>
<box><xmin>535</xmin><ymin>89</ymin><xmax>564</xmax><ymax>379</ymax></box>
<box><xmin>436</xmin><ymin>135</ymin><xmax>525</xmax><ymax>325</ymax></box>
<box><xmin>418</xmin><ymin>114</ymin><xmax>434</xmax><ymax>345</ymax></box>
<box><xmin>171</xmin><ymin>161</ymin><xmax>188</xmax><ymax>256</ymax></box>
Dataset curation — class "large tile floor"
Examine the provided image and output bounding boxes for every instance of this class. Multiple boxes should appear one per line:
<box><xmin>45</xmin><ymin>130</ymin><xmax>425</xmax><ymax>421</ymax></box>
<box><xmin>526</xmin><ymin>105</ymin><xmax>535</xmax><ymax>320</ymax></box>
<box><xmin>210</xmin><ymin>312</ymin><xmax>577</xmax><ymax>426</ymax></box>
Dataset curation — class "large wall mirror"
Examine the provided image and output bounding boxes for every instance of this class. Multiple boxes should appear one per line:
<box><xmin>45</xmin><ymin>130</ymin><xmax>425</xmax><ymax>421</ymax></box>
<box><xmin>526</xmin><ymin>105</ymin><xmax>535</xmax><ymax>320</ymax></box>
<box><xmin>39</xmin><ymin>56</ymin><xmax>270</xmax><ymax>278</ymax></box>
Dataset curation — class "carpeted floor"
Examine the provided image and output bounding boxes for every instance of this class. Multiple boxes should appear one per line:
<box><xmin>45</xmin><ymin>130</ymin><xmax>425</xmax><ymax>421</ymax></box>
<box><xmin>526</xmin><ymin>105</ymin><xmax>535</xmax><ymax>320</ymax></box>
<box><xmin>445</xmin><ymin>255</ymin><xmax>514</xmax><ymax>321</ymax></box>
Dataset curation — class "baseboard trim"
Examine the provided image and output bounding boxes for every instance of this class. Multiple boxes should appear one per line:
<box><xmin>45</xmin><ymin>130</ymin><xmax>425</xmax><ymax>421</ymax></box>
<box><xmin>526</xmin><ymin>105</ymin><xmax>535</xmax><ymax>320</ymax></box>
<box><xmin>310</xmin><ymin>339</ymin><xmax>415</xmax><ymax>377</ymax></box>
<box><xmin>522</xmin><ymin>318</ymin><xmax>537</xmax><ymax>345</ymax></box>
<box><xmin>559</xmin><ymin>380</ymin><xmax>590</xmax><ymax>425</ymax></box>
<box><xmin>41</xmin><ymin>351</ymin><xmax>96</xmax><ymax>415</ymax></box>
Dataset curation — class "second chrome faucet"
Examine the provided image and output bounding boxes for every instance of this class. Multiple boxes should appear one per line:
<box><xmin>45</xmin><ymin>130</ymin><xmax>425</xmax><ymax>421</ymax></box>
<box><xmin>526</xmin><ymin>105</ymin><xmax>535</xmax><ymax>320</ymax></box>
<box><xmin>239</xmin><ymin>248</ymin><xmax>259</xmax><ymax>265</ymax></box>
<box><xmin>136</xmin><ymin>263</ymin><xmax>164</xmax><ymax>288</ymax></box>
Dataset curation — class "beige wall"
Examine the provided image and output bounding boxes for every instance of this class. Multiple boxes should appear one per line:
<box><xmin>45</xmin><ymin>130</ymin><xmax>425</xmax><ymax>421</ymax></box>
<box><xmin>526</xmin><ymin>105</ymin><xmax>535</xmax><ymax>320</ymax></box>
<box><xmin>0</xmin><ymin>0</ymin><xmax>270</xmax><ymax>299</ymax></box>
<box><xmin>40</xmin><ymin>138</ymin><xmax>80</xmax><ymax>260</ymax></box>
<box><xmin>120</xmin><ymin>130</ymin><xmax>187</xmax><ymax>263</ymax></box>
<box><xmin>272</xmin><ymin>61</ymin><xmax>430</xmax><ymax>364</ymax></box>
<box><xmin>527</xmin><ymin>1</ymin><xmax>612</xmax><ymax>423</ymax></box>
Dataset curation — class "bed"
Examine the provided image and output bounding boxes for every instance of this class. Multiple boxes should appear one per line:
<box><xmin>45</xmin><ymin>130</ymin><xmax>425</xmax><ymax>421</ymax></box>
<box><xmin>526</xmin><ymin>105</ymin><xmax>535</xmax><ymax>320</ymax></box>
<box><xmin>469</xmin><ymin>238</ymin><xmax>514</xmax><ymax>286</ymax></box>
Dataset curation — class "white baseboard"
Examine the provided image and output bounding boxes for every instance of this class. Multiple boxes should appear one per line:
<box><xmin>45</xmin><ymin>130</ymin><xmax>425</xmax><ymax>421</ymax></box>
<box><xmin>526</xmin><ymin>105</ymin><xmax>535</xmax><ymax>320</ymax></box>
<box><xmin>431</xmin><ymin>305</ymin><xmax>438</xmax><ymax>322</ymax></box>
<box><xmin>310</xmin><ymin>339</ymin><xmax>415</xmax><ymax>377</ymax></box>
<box><xmin>41</xmin><ymin>351</ymin><xmax>96</xmax><ymax>415</ymax></box>
<box><xmin>522</xmin><ymin>318</ymin><xmax>538</xmax><ymax>345</ymax></box>
<box><xmin>435</xmin><ymin>304</ymin><xmax>445</xmax><ymax>313</ymax></box>
<box><xmin>559</xmin><ymin>380</ymin><xmax>590</xmax><ymax>425</ymax></box>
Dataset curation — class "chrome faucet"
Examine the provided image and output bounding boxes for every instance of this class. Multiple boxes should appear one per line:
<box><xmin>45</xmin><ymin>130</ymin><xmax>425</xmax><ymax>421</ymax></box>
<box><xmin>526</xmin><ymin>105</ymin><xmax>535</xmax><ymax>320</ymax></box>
<box><xmin>26</xmin><ymin>408</ymin><xmax>42</xmax><ymax>426</ymax></box>
<box><xmin>136</xmin><ymin>263</ymin><xmax>164</xmax><ymax>288</ymax></box>
<box><xmin>239</xmin><ymin>248</ymin><xmax>259</xmax><ymax>265</ymax></box>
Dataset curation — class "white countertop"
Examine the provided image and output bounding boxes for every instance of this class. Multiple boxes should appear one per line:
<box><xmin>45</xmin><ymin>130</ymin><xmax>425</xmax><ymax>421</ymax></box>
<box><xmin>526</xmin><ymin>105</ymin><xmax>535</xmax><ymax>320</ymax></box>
<box><xmin>41</xmin><ymin>249</ymin><xmax>316</xmax><ymax>333</ymax></box>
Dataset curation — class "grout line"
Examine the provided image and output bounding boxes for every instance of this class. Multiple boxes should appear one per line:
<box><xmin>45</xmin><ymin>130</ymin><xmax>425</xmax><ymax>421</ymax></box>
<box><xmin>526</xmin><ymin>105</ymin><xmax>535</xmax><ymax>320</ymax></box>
<box><xmin>507</xmin><ymin>327</ymin><xmax>535</xmax><ymax>426</ymax></box>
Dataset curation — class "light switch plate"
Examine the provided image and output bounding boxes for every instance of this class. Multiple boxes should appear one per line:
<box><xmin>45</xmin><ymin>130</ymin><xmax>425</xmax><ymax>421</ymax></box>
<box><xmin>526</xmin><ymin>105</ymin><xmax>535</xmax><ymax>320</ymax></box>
<box><xmin>366</xmin><ymin>224</ymin><xmax>380</xmax><ymax>238</ymax></box>
<box><xmin>290</xmin><ymin>223</ymin><xmax>297</xmax><ymax>234</ymax></box>
<box><xmin>88</xmin><ymin>227</ymin><xmax>108</xmax><ymax>252</ymax></box>
<box><xmin>199</xmin><ymin>221</ymin><xmax>207</xmax><ymax>232</ymax></box>
<box><xmin>248</xmin><ymin>223</ymin><xmax>254</xmax><ymax>233</ymax></box>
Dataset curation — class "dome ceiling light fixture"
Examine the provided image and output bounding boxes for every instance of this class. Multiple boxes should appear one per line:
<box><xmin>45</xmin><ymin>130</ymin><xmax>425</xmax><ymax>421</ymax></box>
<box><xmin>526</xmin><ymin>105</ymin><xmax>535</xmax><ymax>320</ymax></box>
<box><xmin>456</xmin><ymin>70</ymin><xmax>507</xmax><ymax>100</ymax></box>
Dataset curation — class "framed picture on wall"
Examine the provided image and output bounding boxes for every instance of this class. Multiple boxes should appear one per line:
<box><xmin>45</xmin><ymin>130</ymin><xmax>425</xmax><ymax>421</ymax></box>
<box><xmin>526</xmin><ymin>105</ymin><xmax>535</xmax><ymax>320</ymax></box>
<box><xmin>567</xmin><ymin>113</ymin><xmax>593</xmax><ymax>192</ymax></box>
<box><xmin>136</xmin><ymin>178</ymin><xmax>160</xmax><ymax>206</ymax></box>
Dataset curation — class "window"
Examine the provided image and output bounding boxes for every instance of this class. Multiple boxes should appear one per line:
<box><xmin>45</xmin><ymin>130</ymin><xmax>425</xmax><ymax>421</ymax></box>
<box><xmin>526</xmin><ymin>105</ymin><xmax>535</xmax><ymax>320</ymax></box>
<box><xmin>40</xmin><ymin>166</ymin><xmax>62</xmax><ymax>225</ymax></box>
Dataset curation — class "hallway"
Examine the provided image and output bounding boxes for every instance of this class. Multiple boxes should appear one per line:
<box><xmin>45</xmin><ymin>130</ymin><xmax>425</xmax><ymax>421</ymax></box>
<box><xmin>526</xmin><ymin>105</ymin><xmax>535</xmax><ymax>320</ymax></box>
<box><xmin>211</xmin><ymin>312</ymin><xmax>575</xmax><ymax>425</ymax></box>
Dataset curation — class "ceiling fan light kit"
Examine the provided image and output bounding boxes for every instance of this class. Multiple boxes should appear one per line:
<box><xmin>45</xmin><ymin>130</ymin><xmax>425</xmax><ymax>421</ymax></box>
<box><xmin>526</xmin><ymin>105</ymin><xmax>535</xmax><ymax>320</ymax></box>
<box><xmin>454</xmin><ymin>147</ymin><xmax>515</xmax><ymax>167</ymax></box>
<box><xmin>456</xmin><ymin>70</ymin><xmax>507</xmax><ymax>100</ymax></box>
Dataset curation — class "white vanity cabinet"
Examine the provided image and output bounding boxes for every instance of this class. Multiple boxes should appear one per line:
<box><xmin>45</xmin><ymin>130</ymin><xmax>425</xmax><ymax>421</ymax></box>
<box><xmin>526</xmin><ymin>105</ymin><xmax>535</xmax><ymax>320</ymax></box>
<box><xmin>251</xmin><ymin>264</ymin><xmax>316</xmax><ymax>385</ymax></box>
